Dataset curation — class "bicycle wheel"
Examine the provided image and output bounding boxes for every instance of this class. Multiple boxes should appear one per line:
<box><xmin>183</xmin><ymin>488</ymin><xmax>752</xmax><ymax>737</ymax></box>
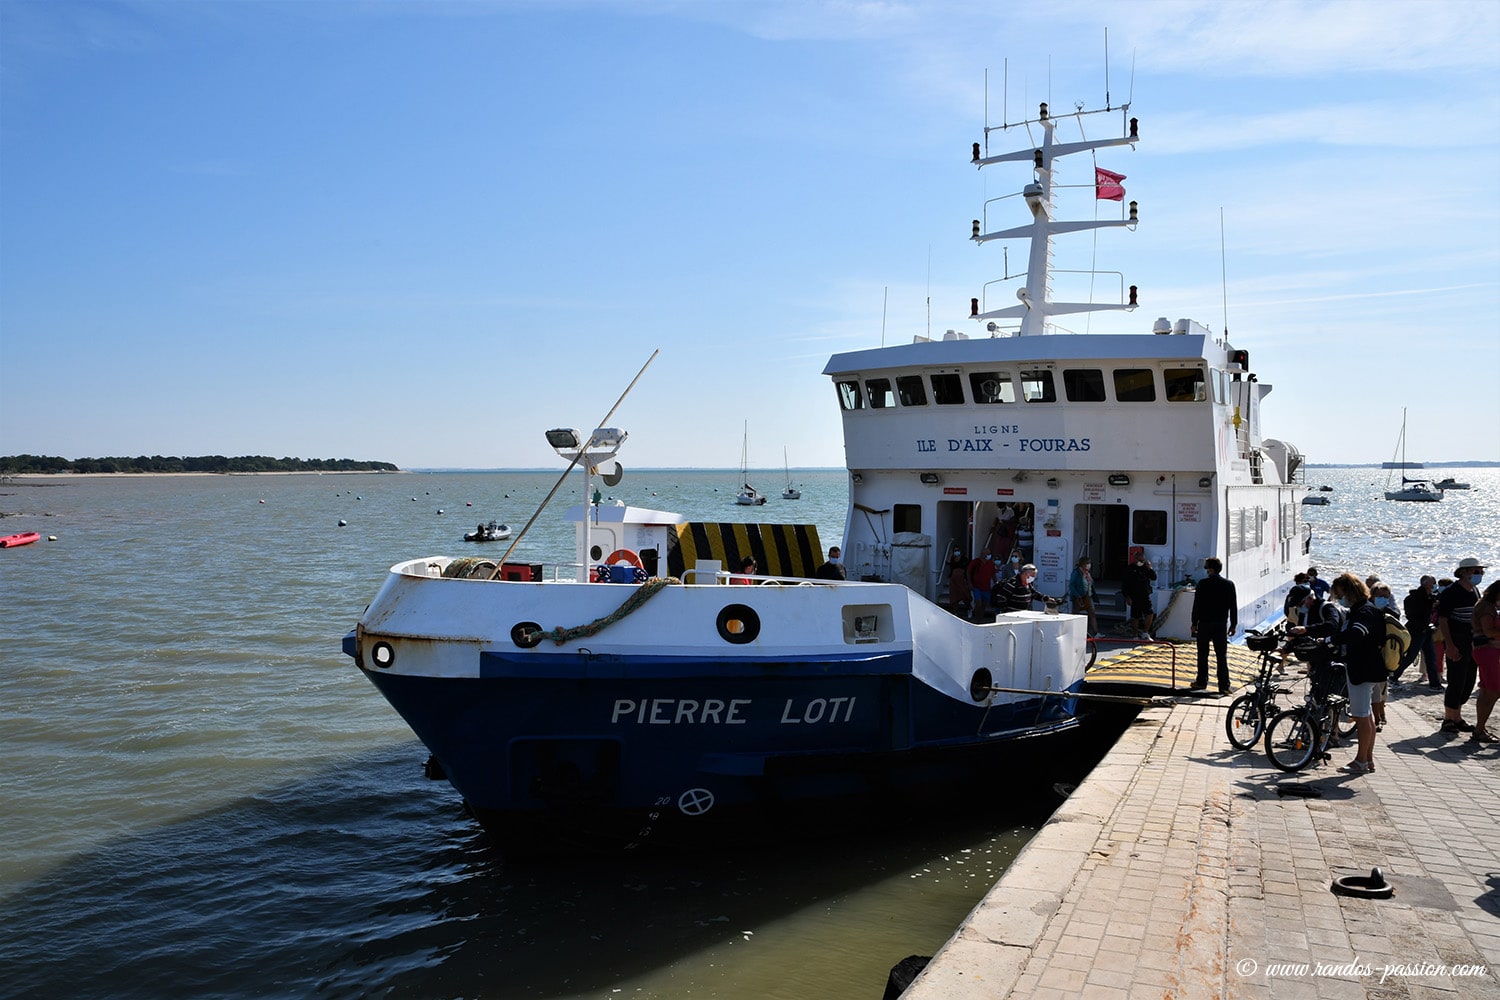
<box><xmin>1265</xmin><ymin>707</ymin><xmax>1321</xmax><ymax>773</ymax></box>
<box><xmin>1225</xmin><ymin>694</ymin><xmax>1265</xmax><ymax>751</ymax></box>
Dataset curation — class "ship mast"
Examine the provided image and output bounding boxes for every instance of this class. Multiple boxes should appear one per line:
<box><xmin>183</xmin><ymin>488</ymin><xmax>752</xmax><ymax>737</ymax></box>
<box><xmin>969</xmin><ymin>104</ymin><xmax>1140</xmax><ymax>336</ymax></box>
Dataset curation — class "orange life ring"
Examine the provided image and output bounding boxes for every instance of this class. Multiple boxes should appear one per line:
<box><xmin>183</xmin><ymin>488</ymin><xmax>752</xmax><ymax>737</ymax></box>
<box><xmin>605</xmin><ymin>548</ymin><xmax>644</xmax><ymax>570</ymax></box>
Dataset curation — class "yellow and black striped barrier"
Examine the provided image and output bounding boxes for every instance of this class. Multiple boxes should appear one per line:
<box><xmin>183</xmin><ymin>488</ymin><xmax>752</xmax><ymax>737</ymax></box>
<box><xmin>667</xmin><ymin>522</ymin><xmax>824</xmax><ymax>580</ymax></box>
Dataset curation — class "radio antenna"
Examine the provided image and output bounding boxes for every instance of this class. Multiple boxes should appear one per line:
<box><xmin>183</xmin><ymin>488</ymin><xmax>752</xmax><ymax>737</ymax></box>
<box><xmin>1220</xmin><ymin>208</ymin><xmax>1230</xmax><ymax>337</ymax></box>
<box><xmin>1104</xmin><ymin>28</ymin><xmax>1110</xmax><ymax>109</ymax></box>
<box><xmin>882</xmin><ymin>286</ymin><xmax>889</xmax><ymax>346</ymax></box>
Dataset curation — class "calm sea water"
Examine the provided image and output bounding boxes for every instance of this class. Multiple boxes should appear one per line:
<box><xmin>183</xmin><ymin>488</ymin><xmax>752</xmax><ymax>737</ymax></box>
<box><xmin>1</xmin><ymin>465</ymin><xmax>1494</xmax><ymax>999</ymax></box>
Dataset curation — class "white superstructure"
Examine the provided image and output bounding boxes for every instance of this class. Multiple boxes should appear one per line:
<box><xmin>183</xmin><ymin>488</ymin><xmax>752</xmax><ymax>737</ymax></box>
<box><xmin>824</xmin><ymin>103</ymin><xmax>1309</xmax><ymax>637</ymax></box>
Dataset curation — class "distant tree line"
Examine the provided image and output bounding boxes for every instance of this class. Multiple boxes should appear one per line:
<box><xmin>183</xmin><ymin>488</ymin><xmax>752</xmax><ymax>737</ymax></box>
<box><xmin>0</xmin><ymin>454</ymin><xmax>400</xmax><ymax>474</ymax></box>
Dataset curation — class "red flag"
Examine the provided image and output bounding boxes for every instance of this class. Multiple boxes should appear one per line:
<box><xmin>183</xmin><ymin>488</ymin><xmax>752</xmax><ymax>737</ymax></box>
<box><xmin>1095</xmin><ymin>166</ymin><xmax>1126</xmax><ymax>201</ymax></box>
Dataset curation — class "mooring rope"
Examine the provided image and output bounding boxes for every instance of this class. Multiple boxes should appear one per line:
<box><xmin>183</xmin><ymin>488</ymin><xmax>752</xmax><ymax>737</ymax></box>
<box><xmin>537</xmin><ymin>576</ymin><xmax>677</xmax><ymax>646</ymax></box>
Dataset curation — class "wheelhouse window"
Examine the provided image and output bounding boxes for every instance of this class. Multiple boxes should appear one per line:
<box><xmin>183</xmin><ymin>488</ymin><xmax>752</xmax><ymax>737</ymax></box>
<box><xmin>930</xmin><ymin>373</ymin><xmax>964</xmax><ymax>405</ymax></box>
<box><xmin>1132</xmin><ymin>509</ymin><xmax>1168</xmax><ymax>546</ymax></box>
<box><xmin>1063</xmin><ymin>368</ymin><xmax>1107</xmax><ymax>402</ymax></box>
<box><xmin>896</xmin><ymin>375</ymin><xmax>927</xmax><ymax>406</ymax></box>
<box><xmin>1165</xmin><ymin>367</ymin><xmax>1207</xmax><ymax>402</ymax></box>
<box><xmin>1113</xmin><ymin>368</ymin><xmax>1156</xmax><ymax>402</ymax></box>
<box><xmin>837</xmin><ymin>379</ymin><xmax>864</xmax><ymax>411</ymax></box>
<box><xmin>866</xmin><ymin>378</ymin><xmax>895</xmax><ymax>409</ymax></box>
<box><xmin>968</xmin><ymin>371</ymin><xmax>1015</xmax><ymax>404</ymax></box>
<box><xmin>1020</xmin><ymin>369</ymin><xmax>1056</xmax><ymax>403</ymax></box>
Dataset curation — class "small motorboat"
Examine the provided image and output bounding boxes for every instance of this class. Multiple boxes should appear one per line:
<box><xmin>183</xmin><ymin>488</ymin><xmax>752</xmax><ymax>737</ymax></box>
<box><xmin>463</xmin><ymin>520</ymin><xmax>512</xmax><ymax>542</ymax></box>
<box><xmin>0</xmin><ymin>531</ymin><xmax>41</xmax><ymax>548</ymax></box>
<box><xmin>1300</xmin><ymin>495</ymin><xmax>1329</xmax><ymax>506</ymax></box>
<box><xmin>1433</xmin><ymin>477</ymin><xmax>1470</xmax><ymax>490</ymax></box>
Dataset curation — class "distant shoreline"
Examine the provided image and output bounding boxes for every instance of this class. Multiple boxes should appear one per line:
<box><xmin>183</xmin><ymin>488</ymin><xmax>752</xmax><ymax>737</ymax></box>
<box><xmin>4</xmin><ymin>470</ymin><xmax>410</xmax><ymax>481</ymax></box>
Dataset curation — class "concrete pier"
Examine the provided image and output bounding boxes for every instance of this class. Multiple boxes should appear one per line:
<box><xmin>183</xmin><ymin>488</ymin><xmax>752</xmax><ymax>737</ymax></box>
<box><xmin>903</xmin><ymin>681</ymin><xmax>1500</xmax><ymax>998</ymax></box>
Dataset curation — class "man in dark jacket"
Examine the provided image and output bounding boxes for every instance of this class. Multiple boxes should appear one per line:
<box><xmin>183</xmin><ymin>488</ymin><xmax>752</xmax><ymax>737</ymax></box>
<box><xmin>1190</xmin><ymin>557</ymin><xmax>1238</xmax><ymax>693</ymax></box>
<box><xmin>1437</xmin><ymin>558</ymin><xmax>1485</xmax><ymax>734</ymax></box>
<box><xmin>1402</xmin><ymin>575</ymin><xmax>1439</xmax><ymax>687</ymax></box>
<box><xmin>814</xmin><ymin>546</ymin><xmax>846</xmax><ymax>581</ymax></box>
<box><xmin>1283</xmin><ymin>572</ymin><xmax>1311</xmax><ymax>625</ymax></box>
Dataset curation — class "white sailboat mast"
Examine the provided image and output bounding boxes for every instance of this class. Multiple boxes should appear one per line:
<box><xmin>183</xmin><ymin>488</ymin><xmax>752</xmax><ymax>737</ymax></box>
<box><xmin>970</xmin><ymin>104</ymin><xmax>1140</xmax><ymax>336</ymax></box>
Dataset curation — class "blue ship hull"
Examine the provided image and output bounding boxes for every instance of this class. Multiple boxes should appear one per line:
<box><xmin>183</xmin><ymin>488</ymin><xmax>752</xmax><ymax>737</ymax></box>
<box><xmin>350</xmin><ymin>637</ymin><xmax>1083</xmax><ymax>855</ymax></box>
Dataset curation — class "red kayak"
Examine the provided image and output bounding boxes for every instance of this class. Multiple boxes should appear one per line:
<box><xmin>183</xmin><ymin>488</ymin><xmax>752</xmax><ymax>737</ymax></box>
<box><xmin>0</xmin><ymin>531</ymin><xmax>41</xmax><ymax>548</ymax></box>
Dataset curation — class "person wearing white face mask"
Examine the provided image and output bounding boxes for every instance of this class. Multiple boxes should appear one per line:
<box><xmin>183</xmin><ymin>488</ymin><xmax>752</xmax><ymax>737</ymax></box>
<box><xmin>994</xmin><ymin>563</ymin><xmax>1058</xmax><ymax>614</ymax></box>
<box><xmin>815</xmin><ymin>546</ymin><xmax>846</xmax><ymax>581</ymax></box>
<box><xmin>1437</xmin><ymin>557</ymin><xmax>1486</xmax><ymax>735</ymax></box>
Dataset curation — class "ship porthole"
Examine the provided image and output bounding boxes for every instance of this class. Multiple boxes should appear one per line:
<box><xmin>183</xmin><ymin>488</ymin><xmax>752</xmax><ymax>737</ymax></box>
<box><xmin>371</xmin><ymin>641</ymin><xmax>396</xmax><ymax>669</ymax></box>
<box><xmin>716</xmin><ymin>604</ymin><xmax>760</xmax><ymax>644</ymax></box>
<box><xmin>969</xmin><ymin>667</ymin><xmax>993</xmax><ymax>702</ymax></box>
<box><xmin>512</xmin><ymin>622</ymin><xmax>545</xmax><ymax>649</ymax></box>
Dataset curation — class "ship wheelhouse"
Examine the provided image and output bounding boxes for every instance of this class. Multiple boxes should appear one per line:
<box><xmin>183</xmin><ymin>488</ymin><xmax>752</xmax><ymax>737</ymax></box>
<box><xmin>823</xmin><ymin>327</ymin><xmax>1309</xmax><ymax>634</ymax></box>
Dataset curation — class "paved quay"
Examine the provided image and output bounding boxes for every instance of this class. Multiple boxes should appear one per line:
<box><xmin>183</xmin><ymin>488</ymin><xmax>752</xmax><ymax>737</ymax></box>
<box><xmin>902</xmin><ymin>676</ymin><xmax>1500</xmax><ymax>999</ymax></box>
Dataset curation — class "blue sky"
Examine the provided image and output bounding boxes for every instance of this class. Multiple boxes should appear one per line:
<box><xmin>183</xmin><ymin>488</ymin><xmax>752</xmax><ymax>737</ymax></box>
<box><xmin>2</xmin><ymin>0</ymin><xmax>1497</xmax><ymax>470</ymax></box>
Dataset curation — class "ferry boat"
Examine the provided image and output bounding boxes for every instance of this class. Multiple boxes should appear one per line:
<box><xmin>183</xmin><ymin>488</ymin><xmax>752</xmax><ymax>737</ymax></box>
<box><xmin>342</xmin><ymin>96</ymin><xmax>1305</xmax><ymax>856</ymax></box>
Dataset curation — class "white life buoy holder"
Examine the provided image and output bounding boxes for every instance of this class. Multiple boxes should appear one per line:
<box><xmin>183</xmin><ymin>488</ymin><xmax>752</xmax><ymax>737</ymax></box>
<box><xmin>605</xmin><ymin>548</ymin><xmax>644</xmax><ymax>570</ymax></box>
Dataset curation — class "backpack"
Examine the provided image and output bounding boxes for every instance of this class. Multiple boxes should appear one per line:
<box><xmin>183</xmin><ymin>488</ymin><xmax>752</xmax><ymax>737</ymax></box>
<box><xmin>1381</xmin><ymin>610</ymin><xmax>1411</xmax><ymax>672</ymax></box>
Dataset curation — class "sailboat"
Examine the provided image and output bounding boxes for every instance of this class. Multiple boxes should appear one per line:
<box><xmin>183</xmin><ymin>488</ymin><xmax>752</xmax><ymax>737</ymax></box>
<box><xmin>781</xmin><ymin>446</ymin><xmax>801</xmax><ymax>500</ymax></box>
<box><xmin>1383</xmin><ymin>409</ymin><xmax>1442</xmax><ymax>502</ymax></box>
<box><xmin>735</xmin><ymin>423</ymin><xmax>767</xmax><ymax>505</ymax></box>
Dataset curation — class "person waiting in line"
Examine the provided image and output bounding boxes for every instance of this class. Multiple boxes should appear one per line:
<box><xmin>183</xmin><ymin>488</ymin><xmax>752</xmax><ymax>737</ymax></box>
<box><xmin>1283</xmin><ymin>573</ymin><xmax>1312</xmax><ymax>626</ymax></box>
<box><xmin>1067</xmin><ymin>556</ymin><xmax>1098</xmax><ymax>638</ymax></box>
<box><xmin>1284</xmin><ymin>588</ymin><xmax>1347</xmax><ymax>673</ymax></box>
<box><xmin>1433</xmin><ymin>578</ymin><xmax>1454</xmax><ymax>682</ymax></box>
<box><xmin>1401</xmin><ymin>575</ymin><xmax>1440</xmax><ymax>687</ymax></box>
<box><xmin>1469</xmin><ymin>579</ymin><xmax>1500</xmax><ymax>744</ymax></box>
<box><xmin>1190</xmin><ymin>557</ymin><xmax>1238</xmax><ymax>693</ymax></box>
<box><xmin>814</xmin><ymin>546</ymin><xmax>846</xmax><ymax>581</ymax></box>
<box><xmin>1329</xmin><ymin>572</ymin><xmax>1387</xmax><ymax>774</ymax></box>
<box><xmin>994</xmin><ymin>563</ymin><xmax>1059</xmax><ymax>614</ymax></box>
<box><xmin>731</xmin><ymin>556</ymin><xmax>758</xmax><ymax>584</ymax></box>
<box><xmin>1307</xmin><ymin>567</ymin><xmax>1330</xmax><ymax>600</ymax></box>
<box><xmin>1437</xmin><ymin>558</ymin><xmax>1485</xmax><ymax>735</ymax></box>
<box><xmin>1368</xmin><ymin>581</ymin><xmax>1398</xmax><ymax>729</ymax></box>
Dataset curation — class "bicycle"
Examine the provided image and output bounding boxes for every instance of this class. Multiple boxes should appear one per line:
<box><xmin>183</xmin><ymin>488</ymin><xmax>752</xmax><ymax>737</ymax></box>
<box><xmin>1263</xmin><ymin>642</ymin><xmax>1356</xmax><ymax>772</ymax></box>
<box><xmin>1224</xmin><ymin>623</ymin><xmax>1295</xmax><ymax>750</ymax></box>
